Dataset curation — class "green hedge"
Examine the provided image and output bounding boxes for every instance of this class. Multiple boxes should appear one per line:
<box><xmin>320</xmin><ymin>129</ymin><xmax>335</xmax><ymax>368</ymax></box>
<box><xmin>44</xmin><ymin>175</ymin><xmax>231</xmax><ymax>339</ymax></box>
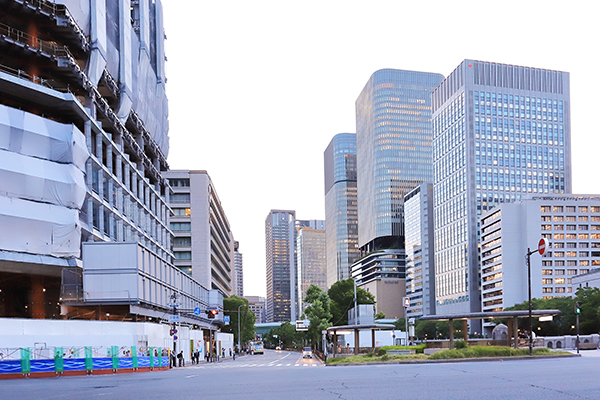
<box><xmin>428</xmin><ymin>346</ymin><xmax>554</xmax><ymax>359</ymax></box>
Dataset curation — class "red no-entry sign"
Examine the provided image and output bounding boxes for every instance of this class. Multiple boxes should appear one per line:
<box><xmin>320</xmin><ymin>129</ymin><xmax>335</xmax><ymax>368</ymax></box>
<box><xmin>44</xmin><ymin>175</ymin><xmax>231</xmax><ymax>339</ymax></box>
<box><xmin>538</xmin><ymin>238</ymin><xmax>549</xmax><ymax>255</ymax></box>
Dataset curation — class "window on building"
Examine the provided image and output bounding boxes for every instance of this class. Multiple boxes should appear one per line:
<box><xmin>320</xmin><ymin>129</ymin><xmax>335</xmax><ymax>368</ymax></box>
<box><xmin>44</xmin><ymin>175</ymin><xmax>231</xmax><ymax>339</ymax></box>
<box><xmin>553</xmin><ymin>216</ymin><xmax>564</xmax><ymax>222</ymax></box>
<box><xmin>555</xmin><ymin>269</ymin><xmax>565</xmax><ymax>275</ymax></box>
<box><xmin>542</xmin><ymin>269</ymin><xmax>553</xmax><ymax>275</ymax></box>
<box><xmin>555</xmin><ymin>278</ymin><xmax>565</xmax><ymax>284</ymax></box>
<box><xmin>170</xmin><ymin>179</ymin><xmax>190</xmax><ymax>187</ymax></box>
<box><xmin>591</xmin><ymin>206</ymin><xmax>600</xmax><ymax>213</ymax></box>
<box><xmin>173</xmin><ymin>251</ymin><xmax>192</xmax><ymax>260</ymax></box>
<box><xmin>541</xmin><ymin>206</ymin><xmax>551</xmax><ymax>212</ymax></box>
<box><xmin>170</xmin><ymin>222</ymin><xmax>191</xmax><ymax>231</ymax></box>
<box><xmin>579</xmin><ymin>206</ymin><xmax>588</xmax><ymax>213</ymax></box>
<box><xmin>555</xmin><ymin>287</ymin><xmax>565</xmax><ymax>293</ymax></box>
<box><xmin>553</xmin><ymin>206</ymin><xmax>563</xmax><ymax>212</ymax></box>
<box><xmin>566</xmin><ymin>206</ymin><xmax>576</xmax><ymax>212</ymax></box>
<box><xmin>170</xmin><ymin>194</ymin><xmax>190</xmax><ymax>203</ymax></box>
<box><xmin>173</xmin><ymin>208</ymin><xmax>191</xmax><ymax>217</ymax></box>
<box><xmin>542</xmin><ymin>278</ymin><xmax>553</xmax><ymax>284</ymax></box>
<box><xmin>542</xmin><ymin>287</ymin><xmax>553</xmax><ymax>293</ymax></box>
<box><xmin>173</xmin><ymin>237</ymin><xmax>192</xmax><ymax>246</ymax></box>
<box><xmin>567</xmin><ymin>269</ymin><xmax>577</xmax><ymax>275</ymax></box>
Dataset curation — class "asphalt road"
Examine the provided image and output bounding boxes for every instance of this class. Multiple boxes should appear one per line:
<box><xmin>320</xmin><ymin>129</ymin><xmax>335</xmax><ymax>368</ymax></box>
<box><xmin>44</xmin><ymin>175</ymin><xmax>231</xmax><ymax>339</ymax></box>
<box><xmin>1</xmin><ymin>350</ymin><xmax>599</xmax><ymax>400</ymax></box>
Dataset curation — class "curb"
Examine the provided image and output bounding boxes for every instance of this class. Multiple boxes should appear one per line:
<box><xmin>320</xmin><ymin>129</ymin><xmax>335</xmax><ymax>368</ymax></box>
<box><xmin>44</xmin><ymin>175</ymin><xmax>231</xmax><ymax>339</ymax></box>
<box><xmin>325</xmin><ymin>353</ymin><xmax>581</xmax><ymax>367</ymax></box>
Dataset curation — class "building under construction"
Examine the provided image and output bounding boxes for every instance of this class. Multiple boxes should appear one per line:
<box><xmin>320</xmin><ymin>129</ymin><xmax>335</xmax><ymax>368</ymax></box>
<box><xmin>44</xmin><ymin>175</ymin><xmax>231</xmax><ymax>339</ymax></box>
<box><xmin>0</xmin><ymin>0</ymin><xmax>222</xmax><ymax>329</ymax></box>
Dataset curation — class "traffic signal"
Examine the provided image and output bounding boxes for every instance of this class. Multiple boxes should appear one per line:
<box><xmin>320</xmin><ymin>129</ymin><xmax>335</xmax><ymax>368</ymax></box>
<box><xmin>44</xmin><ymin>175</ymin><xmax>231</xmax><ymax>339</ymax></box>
<box><xmin>575</xmin><ymin>302</ymin><xmax>581</xmax><ymax>314</ymax></box>
<box><xmin>169</xmin><ymin>326</ymin><xmax>178</xmax><ymax>336</ymax></box>
<box><xmin>207</xmin><ymin>309</ymin><xmax>218</xmax><ymax>319</ymax></box>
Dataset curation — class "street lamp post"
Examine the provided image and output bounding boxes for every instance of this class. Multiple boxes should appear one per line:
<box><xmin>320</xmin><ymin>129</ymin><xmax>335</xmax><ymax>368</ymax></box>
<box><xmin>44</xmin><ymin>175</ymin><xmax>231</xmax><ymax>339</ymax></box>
<box><xmin>237</xmin><ymin>304</ymin><xmax>244</xmax><ymax>353</ymax></box>
<box><xmin>526</xmin><ymin>238</ymin><xmax>548</xmax><ymax>356</ymax></box>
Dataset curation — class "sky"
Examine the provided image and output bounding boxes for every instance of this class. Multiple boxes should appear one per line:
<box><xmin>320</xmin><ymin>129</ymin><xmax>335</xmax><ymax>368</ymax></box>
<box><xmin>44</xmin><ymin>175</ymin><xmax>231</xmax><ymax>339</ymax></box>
<box><xmin>162</xmin><ymin>0</ymin><xmax>600</xmax><ymax>298</ymax></box>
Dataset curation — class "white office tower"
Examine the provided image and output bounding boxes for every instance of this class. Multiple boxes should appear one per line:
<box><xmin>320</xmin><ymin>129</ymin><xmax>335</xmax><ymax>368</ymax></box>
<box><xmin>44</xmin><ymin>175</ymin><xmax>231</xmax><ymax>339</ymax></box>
<box><xmin>404</xmin><ymin>183</ymin><xmax>436</xmax><ymax>318</ymax></box>
<box><xmin>432</xmin><ymin>60</ymin><xmax>571</xmax><ymax>325</ymax></box>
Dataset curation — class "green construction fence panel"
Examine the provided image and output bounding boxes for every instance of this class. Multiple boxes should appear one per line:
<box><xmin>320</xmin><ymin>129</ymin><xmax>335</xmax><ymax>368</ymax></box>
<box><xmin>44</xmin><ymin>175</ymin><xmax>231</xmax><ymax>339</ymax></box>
<box><xmin>85</xmin><ymin>346</ymin><xmax>93</xmax><ymax>371</ymax></box>
<box><xmin>54</xmin><ymin>347</ymin><xmax>64</xmax><ymax>372</ymax></box>
<box><xmin>20</xmin><ymin>348</ymin><xmax>31</xmax><ymax>374</ymax></box>
<box><xmin>131</xmin><ymin>346</ymin><xmax>138</xmax><ymax>369</ymax></box>
<box><xmin>111</xmin><ymin>346</ymin><xmax>119</xmax><ymax>370</ymax></box>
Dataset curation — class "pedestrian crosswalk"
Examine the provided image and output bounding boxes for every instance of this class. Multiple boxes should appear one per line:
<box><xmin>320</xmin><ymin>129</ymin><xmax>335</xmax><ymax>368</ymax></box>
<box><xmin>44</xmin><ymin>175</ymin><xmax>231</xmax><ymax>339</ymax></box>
<box><xmin>188</xmin><ymin>361</ymin><xmax>321</xmax><ymax>369</ymax></box>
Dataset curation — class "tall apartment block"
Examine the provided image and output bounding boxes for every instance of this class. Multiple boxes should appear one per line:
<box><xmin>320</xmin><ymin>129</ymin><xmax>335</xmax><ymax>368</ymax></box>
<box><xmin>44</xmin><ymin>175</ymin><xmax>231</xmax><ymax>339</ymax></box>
<box><xmin>324</xmin><ymin>133</ymin><xmax>359</xmax><ymax>288</ymax></box>
<box><xmin>353</xmin><ymin>69</ymin><xmax>443</xmax><ymax>319</ymax></box>
<box><xmin>432</xmin><ymin>60</ymin><xmax>571</xmax><ymax>321</ymax></box>
<box><xmin>296</xmin><ymin>226</ymin><xmax>327</xmax><ymax>316</ymax></box>
<box><xmin>234</xmin><ymin>241</ymin><xmax>244</xmax><ymax>297</ymax></box>
<box><xmin>404</xmin><ymin>183</ymin><xmax>436</xmax><ymax>318</ymax></box>
<box><xmin>163</xmin><ymin>170</ymin><xmax>235</xmax><ymax>296</ymax></box>
<box><xmin>265</xmin><ymin>210</ymin><xmax>295</xmax><ymax>322</ymax></box>
<box><xmin>480</xmin><ymin>195</ymin><xmax>600</xmax><ymax>334</ymax></box>
<box><xmin>0</xmin><ymin>0</ymin><xmax>198</xmax><ymax>320</ymax></box>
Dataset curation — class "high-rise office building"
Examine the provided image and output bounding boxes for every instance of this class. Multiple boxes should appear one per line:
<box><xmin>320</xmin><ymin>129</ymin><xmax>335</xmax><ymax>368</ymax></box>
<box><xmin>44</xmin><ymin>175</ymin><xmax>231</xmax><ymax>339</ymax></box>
<box><xmin>265</xmin><ymin>210</ymin><xmax>295</xmax><ymax>322</ymax></box>
<box><xmin>296</xmin><ymin>226</ymin><xmax>327</xmax><ymax>315</ymax></box>
<box><xmin>353</xmin><ymin>69</ymin><xmax>443</xmax><ymax>319</ymax></box>
<box><xmin>164</xmin><ymin>170</ymin><xmax>235</xmax><ymax>296</ymax></box>
<box><xmin>404</xmin><ymin>183</ymin><xmax>436</xmax><ymax>318</ymax></box>
<box><xmin>432</xmin><ymin>60</ymin><xmax>571</xmax><ymax>321</ymax></box>
<box><xmin>0</xmin><ymin>0</ymin><xmax>174</xmax><ymax>319</ymax></box>
<box><xmin>324</xmin><ymin>133</ymin><xmax>359</xmax><ymax>288</ymax></box>
<box><xmin>234</xmin><ymin>241</ymin><xmax>244</xmax><ymax>298</ymax></box>
<box><xmin>479</xmin><ymin>195</ymin><xmax>599</xmax><ymax>335</ymax></box>
<box><xmin>356</xmin><ymin>69</ymin><xmax>444</xmax><ymax>251</ymax></box>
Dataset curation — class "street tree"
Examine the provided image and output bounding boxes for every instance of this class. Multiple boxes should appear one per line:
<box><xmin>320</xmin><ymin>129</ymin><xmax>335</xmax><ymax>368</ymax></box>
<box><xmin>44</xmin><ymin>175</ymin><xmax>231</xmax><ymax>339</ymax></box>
<box><xmin>269</xmin><ymin>321</ymin><xmax>301</xmax><ymax>349</ymax></box>
<box><xmin>302</xmin><ymin>285</ymin><xmax>332</xmax><ymax>349</ymax></box>
<box><xmin>328</xmin><ymin>278</ymin><xmax>375</xmax><ymax>326</ymax></box>
<box><xmin>222</xmin><ymin>296</ymin><xmax>256</xmax><ymax>347</ymax></box>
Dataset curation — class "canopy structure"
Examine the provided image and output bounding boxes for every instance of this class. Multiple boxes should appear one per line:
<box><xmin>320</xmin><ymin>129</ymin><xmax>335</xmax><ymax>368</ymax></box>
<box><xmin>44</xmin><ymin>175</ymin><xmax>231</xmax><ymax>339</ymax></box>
<box><xmin>327</xmin><ymin>324</ymin><xmax>396</xmax><ymax>355</ymax></box>
<box><xmin>419</xmin><ymin>310</ymin><xmax>562</xmax><ymax>348</ymax></box>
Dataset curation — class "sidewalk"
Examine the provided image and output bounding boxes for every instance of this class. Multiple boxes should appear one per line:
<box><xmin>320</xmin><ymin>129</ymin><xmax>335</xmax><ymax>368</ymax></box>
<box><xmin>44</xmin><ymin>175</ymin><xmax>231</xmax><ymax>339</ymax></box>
<box><xmin>567</xmin><ymin>348</ymin><xmax>600</xmax><ymax>357</ymax></box>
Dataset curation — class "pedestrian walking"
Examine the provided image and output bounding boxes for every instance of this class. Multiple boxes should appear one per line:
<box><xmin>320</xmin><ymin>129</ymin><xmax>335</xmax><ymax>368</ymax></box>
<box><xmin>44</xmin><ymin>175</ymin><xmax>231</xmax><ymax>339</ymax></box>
<box><xmin>177</xmin><ymin>351</ymin><xmax>183</xmax><ymax>367</ymax></box>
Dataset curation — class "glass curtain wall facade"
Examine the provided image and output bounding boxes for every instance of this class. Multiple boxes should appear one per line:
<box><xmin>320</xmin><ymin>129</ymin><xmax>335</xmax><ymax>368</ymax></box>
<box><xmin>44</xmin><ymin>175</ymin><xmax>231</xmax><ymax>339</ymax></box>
<box><xmin>324</xmin><ymin>133</ymin><xmax>359</xmax><ymax>288</ymax></box>
<box><xmin>432</xmin><ymin>60</ymin><xmax>572</xmax><ymax>319</ymax></box>
<box><xmin>265</xmin><ymin>210</ymin><xmax>295</xmax><ymax>323</ymax></box>
<box><xmin>356</xmin><ymin>69</ymin><xmax>444</xmax><ymax>251</ymax></box>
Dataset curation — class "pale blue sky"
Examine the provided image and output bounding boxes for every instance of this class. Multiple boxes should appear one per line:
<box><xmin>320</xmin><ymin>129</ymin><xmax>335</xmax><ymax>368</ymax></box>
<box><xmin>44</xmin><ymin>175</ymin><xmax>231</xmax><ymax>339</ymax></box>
<box><xmin>163</xmin><ymin>0</ymin><xmax>600</xmax><ymax>297</ymax></box>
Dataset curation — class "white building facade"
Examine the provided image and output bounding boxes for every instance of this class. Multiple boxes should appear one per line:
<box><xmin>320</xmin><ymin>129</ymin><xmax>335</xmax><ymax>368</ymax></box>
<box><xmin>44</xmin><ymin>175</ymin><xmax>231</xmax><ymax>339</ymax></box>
<box><xmin>404</xmin><ymin>183</ymin><xmax>436</xmax><ymax>318</ymax></box>
<box><xmin>163</xmin><ymin>170</ymin><xmax>235</xmax><ymax>296</ymax></box>
<box><xmin>480</xmin><ymin>195</ymin><xmax>600</xmax><ymax>322</ymax></box>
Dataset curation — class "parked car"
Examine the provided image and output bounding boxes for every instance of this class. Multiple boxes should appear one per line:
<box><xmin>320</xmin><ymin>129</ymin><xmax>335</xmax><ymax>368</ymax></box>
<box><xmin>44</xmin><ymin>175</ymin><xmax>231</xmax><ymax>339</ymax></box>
<box><xmin>275</xmin><ymin>346</ymin><xmax>282</xmax><ymax>350</ymax></box>
<box><xmin>302</xmin><ymin>347</ymin><xmax>312</xmax><ymax>358</ymax></box>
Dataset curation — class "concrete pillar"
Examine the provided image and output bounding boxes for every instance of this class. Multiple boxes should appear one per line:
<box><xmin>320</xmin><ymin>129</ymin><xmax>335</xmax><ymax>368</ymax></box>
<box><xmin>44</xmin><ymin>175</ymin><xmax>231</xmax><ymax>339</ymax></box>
<box><xmin>449</xmin><ymin>319</ymin><xmax>454</xmax><ymax>348</ymax></box>
<box><xmin>513</xmin><ymin>317</ymin><xmax>519</xmax><ymax>348</ymax></box>
<box><xmin>333</xmin><ymin>333</ymin><xmax>337</xmax><ymax>356</ymax></box>
<box><xmin>462</xmin><ymin>320</ymin><xmax>468</xmax><ymax>341</ymax></box>
<box><xmin>354</xmin><ymin>329</ymin><xmax>359</xmax><ymax>355</ymax></box>
<box><xmin>371</xmin><ymin>329</ymin><xmax>376</xmax><ymax>351</ymax></box>
<box><xmin>30</xmin><ymin>276</ymin><xmax>45</xmax><ymax>319</ymax></box>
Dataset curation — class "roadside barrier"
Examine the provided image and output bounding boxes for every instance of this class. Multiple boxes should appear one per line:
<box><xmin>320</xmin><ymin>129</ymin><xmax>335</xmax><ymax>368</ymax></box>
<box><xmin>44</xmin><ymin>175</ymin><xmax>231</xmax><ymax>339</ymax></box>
<box><xmin>0</xmin><ymin>346</ymin><xmax>170</xmax><ymax>379</ymax></box>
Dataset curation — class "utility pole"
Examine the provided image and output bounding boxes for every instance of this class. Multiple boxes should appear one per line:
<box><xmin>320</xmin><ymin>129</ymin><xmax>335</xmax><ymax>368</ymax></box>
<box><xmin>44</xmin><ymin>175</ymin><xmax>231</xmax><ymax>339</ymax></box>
<box><xmin>353</xmin><ymin>278</ymin><xmax>358</xmax><ymax>324</ymax></box>
<box><xmin>575</xmin><ymin>302</ymin><xmax>581</xmax><ymax>354</ymax></box>
<box><xmin>237</xmin><ymin>303</ymin><xmax>244</xmax><ymax>353</ymax></box>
